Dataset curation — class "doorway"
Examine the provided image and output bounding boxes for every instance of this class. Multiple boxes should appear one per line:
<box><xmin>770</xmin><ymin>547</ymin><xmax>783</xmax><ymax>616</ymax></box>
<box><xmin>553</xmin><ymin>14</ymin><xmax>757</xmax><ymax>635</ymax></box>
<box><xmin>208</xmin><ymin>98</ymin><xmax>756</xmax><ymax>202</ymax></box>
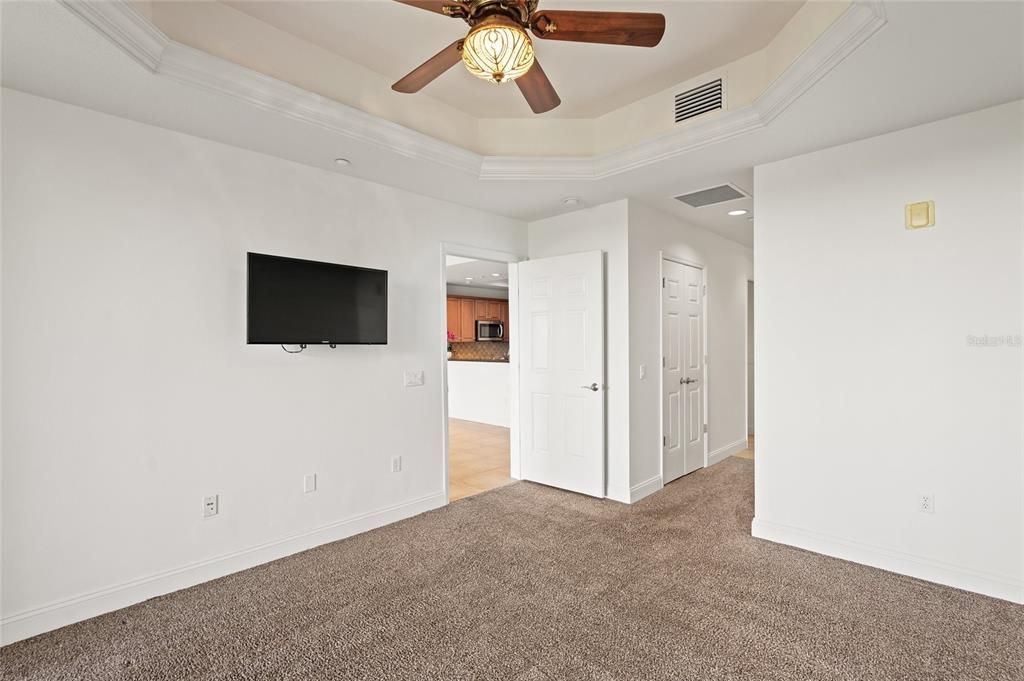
<box><xmin>440</xmin><ymin>245</ymin><xmax>609</xmax><ymax>502</ymax></box>
<box><xmin>736</xmin><ymin>279</ymin><xmax>755</xmax><ymax>461</ymax></box>
<box><xmin>661</xmin><ymin>257</ymin><xmax>706</xmax><ymax>484</ymax></box>
<box><xmin>444</xmin><ymin>253</ymin><xmax>515</xmax><ymax>501</ymax></box>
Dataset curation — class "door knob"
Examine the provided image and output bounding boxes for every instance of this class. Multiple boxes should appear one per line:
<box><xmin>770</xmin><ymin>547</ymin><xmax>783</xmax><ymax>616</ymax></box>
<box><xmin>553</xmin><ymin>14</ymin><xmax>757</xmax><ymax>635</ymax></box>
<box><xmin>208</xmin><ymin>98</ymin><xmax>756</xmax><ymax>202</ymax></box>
<box><xmin>680</xmin><ymin>377</ymin><xmax>697</xmax><ymax>385</ymax></box>
<box><xmin>580</xmin><ymin>383</ymin><xmax>600</xmax><ymax>392</ymax></box>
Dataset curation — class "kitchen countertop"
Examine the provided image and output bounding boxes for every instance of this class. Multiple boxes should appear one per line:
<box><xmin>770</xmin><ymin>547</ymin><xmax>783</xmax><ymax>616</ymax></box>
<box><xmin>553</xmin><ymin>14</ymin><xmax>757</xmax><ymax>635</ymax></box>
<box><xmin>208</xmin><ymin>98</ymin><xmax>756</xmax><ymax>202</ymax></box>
<box><xmin>448</xmin><ymin>358</ymin><xmax>509</xmax><ymax>363</ymax></box>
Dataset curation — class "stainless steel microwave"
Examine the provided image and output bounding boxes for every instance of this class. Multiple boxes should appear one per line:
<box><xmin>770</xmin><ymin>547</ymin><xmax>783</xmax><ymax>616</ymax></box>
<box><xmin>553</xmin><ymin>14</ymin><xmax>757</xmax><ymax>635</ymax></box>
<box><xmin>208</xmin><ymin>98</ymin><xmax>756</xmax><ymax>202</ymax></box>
<box><xmin>475</xmin><ymin>319</ymin><xmax>505</xmax><ymax>342</ymax></box>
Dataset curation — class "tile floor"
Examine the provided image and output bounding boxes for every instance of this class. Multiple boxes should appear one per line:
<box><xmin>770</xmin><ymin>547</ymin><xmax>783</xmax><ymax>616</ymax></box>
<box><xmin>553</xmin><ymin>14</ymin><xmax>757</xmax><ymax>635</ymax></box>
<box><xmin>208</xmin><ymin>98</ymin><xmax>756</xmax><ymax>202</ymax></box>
<box><xmin>448</xmin><ymin>423</ymin><xmax>748</xmax><ymax>500</ymax></box>
<box><xmin>448</xmin><ymin>418</ymin><xmax>513</xmax><ymax>501</ymax></box>
<box><xmin>733</xmin><ymin>435</ymin><xmax>755</xmax><ymax>460</ymax></box>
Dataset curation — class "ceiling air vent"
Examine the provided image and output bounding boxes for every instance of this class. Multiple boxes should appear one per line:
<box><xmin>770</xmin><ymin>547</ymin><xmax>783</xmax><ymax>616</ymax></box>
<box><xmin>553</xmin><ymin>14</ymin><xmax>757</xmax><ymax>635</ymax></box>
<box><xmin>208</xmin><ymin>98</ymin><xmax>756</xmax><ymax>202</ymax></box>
<box><xmin>674</xmin><ymin>183</ymin><xmax>747</xmax><ymax>208</ymax></box>
<box><xmin>674</xmin><ymin>78</ymin><xmax>723</xmax><ymax>123</ymax></box>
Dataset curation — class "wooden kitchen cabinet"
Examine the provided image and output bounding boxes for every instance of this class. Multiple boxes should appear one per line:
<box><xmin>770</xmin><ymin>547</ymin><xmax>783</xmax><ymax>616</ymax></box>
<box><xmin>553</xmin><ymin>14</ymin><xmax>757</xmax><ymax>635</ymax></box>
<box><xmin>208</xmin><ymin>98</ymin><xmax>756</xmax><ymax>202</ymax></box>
<box><xmin>446</xmin><ymin>298</ymin><xmax>461</xmax><ymax>340</ymax></box>
<box><xmin>499</xmin><ymin>302</ymin><xmax>510</xmax><ymax>337</ymax></box>
<box><xmin>446</xmin><ymin>295</ymin><xmax>511</xmax><ymax>342</ymax></box>
<box><xmin>459</xmin><ymin>299</ymin><xmax>476</xmax><ymax>341</ymax></box>
<box><xmin>475</xmin><ymin>300</ymin><xmax>490</xmax><ymax>322</ymax></box>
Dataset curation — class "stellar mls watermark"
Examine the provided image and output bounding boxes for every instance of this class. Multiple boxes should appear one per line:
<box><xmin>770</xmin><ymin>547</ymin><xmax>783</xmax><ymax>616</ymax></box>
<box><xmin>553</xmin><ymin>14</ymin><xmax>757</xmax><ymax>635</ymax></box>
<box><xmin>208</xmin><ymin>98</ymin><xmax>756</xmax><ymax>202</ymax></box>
<box><xmin>966</xmin><ymin>334</ymin><xmax>1022</xmax><ymax>348</ymax></box>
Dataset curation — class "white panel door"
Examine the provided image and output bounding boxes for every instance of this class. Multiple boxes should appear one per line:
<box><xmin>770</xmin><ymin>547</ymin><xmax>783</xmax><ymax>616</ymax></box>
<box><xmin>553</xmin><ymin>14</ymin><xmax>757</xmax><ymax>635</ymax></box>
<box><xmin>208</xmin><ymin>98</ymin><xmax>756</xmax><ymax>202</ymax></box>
<box><xmin>663</xmin><ymin>260</ymin><xmax>705</xmax><ymax>483</ymax></box>
<box><xmin>518</xmin><ymin>251</ymin><xmax>605</xmax><ymax>497</ymax></box>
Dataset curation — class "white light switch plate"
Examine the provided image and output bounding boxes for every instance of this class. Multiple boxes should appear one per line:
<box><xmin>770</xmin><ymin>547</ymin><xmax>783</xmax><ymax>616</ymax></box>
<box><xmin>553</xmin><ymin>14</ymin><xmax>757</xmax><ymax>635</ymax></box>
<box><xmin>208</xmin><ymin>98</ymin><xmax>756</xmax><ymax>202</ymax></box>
<box><xmin>404</xmin><ymin>370</ymin><xmax>425</xmax><ymax>387</ymax></box>
<box><xmin>303</xmin><ymin>473</ymin><xmax>317</xmax><ymax>494</ymax></box>
<box><xmin>639</xmin><ymin>364</ymin><xmax>647</xmax><ymax>380</ymax></box>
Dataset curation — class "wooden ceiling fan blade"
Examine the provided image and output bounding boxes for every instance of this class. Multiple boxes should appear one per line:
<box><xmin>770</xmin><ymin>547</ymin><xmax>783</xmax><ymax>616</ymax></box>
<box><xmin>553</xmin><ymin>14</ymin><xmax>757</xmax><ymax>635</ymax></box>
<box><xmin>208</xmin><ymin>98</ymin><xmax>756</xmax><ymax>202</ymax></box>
<box><xmin>516</xmin><ymin>60</ymin><xmax>561</xmax><ymax>114</ymax></box>
<box><xmin>392</xmin><ymin>40</ymin><xmax>464</xmax><ymax>93</ymax></box>
<box><xmin>530</xmin><ymin>10</ymin><xmax>666</xmax><ymax>47</ymax></box>
<box><xmin>393</xmin><ymin>1</ymin><xmax>450</xmax><ymax>16</ymax></box>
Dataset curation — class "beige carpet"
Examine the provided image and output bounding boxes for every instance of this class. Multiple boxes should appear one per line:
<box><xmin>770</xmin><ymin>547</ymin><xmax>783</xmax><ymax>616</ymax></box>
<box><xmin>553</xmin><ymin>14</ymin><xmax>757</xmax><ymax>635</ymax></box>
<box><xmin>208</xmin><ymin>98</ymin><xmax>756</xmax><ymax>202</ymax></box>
<box><xmin>3</xmin><ymin>459</ymin><xmax>1022</xmax><ymax>680</ymax></box>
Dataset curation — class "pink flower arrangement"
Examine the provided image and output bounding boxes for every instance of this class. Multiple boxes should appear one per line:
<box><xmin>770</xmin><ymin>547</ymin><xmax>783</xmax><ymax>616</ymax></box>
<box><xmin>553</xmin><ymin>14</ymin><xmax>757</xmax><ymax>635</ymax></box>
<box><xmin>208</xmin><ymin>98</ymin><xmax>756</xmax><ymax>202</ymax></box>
<box><xmin>447</xmin><ymin>330</ymin><xmax>456</xmax><ymax>352</ymax></box>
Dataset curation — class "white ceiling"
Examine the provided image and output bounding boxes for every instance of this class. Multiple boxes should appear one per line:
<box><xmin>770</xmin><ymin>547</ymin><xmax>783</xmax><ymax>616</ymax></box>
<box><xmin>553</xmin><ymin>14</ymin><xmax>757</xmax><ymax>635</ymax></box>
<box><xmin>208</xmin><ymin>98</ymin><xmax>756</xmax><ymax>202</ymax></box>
<box><xmin>221</xmin><ymin>0</ymin><xmax>805</xmax><ymax>118</ymax></box>
<box><xmin>446</xmin><ymin>257</ymin><xmax>510</xmax><ymax>287</ymax></box>
<box><xmin>4</xmin><ymin>1</ymin><xmax>1023</xmax><ymax>249</ymax></box>
<box><xmin>660</xmin><ymin>171</ymin><xmax>755</xmax><ymax>246</ymax></box>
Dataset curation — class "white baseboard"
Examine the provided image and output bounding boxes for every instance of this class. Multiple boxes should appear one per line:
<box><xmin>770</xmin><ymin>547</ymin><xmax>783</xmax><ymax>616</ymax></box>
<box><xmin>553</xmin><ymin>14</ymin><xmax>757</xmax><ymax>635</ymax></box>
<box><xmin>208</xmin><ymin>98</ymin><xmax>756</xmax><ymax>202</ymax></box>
<box><xmin>606</xmin><ymin>486</ymin><xmax>631</xmax><ymax>505</ymax></box>
<box><xmin>629</xmin><ymin>475</ymin><xmax>664</xmax><ymax>504</ymax></box>
<box><xmin>707</xmin><ymin>437</ymin><xmax>748</xmax><ymax>467</ymax></box>
<box><xmin>751</xmin><ymin>517</ymin><xmax>1024</xmax><ymax>605</ymax></box>
<box><xmin>631</xmin><ymin>437</ymin><xmax>745</xmax><ymax>505</ymax></box>
<box><xmin>1</xmin><ymin>492</ymin><xmax>446</xmax><ymax>645</ymax></box>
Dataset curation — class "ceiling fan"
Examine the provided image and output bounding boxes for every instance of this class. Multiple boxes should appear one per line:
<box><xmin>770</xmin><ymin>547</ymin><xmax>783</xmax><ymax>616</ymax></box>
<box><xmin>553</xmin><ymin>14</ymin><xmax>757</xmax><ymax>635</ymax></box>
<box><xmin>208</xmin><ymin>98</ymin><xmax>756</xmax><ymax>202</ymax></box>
<box><xmin>391</xmin><ymin>0</ymin><xmax>666</xmax><ymax>114</ymax></box>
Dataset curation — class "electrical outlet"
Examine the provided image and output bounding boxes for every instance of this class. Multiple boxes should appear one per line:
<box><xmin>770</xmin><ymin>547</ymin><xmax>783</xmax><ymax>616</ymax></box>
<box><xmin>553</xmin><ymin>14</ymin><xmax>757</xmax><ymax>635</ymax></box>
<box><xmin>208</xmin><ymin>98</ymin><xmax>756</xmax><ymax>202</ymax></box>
<box><xmin>919</xmin><ymin>494</ymin><xmax>935</xmax><ymax>514</ymax></box>
<box><xmin>391</xmin><ymin>456</ymin><xmax>402</xmax><ymax>473</ymax></box>
<box><xmin>403</xmin><ymin>370</ymin><xmax>425</xmax><ymax>387</ymax></box>
<box><xmin>303</xmin><ymin>473</ymin><xmax>317</xmax><ymax>494</ymax></box>
<box><xmin>203</xmin><ymin>494</ymin><xmax>219</xmax><ymax>518</ymax></box>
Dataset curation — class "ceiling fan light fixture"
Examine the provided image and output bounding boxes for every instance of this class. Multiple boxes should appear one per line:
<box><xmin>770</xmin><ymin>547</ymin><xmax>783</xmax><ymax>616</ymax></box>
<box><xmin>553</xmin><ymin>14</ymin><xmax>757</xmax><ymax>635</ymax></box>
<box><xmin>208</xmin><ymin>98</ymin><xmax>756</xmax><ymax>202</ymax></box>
<box><xmin>461</xmin><ymin>15</ymin><xmax>535</xmax><ymax>85</ymax></box>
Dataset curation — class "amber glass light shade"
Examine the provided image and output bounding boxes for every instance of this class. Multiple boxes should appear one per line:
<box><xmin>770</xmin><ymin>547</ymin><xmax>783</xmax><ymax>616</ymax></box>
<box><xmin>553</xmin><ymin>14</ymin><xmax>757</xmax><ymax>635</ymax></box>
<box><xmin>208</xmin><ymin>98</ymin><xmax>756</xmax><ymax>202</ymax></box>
<box><xmin>461</xmin><ymin>17</ymin><xmax>535</xmax><ymax>84</ymax></box>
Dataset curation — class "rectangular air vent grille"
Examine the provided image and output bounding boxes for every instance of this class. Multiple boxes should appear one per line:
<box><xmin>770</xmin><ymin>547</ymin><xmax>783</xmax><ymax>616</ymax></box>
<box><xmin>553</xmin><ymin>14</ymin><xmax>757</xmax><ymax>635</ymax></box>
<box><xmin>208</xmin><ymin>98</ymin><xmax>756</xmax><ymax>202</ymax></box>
<box><xmin>674</xmin><ymin>79</ymin><xmax>723</xmax><ymax>123</ymax></box>
<box><xmin>674</xmin><ymin>184</ymin><xmax>747</xmax><ymax>208</ymax></box>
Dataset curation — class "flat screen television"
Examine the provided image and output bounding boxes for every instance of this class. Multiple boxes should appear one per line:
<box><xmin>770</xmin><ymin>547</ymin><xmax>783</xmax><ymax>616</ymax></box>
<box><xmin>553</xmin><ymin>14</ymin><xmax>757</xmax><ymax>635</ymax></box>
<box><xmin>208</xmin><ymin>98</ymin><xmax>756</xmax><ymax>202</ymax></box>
<box><xmin>247</xmin><ymin>252</ymin><xmax>388</xmax><ymax>345</ymax></box>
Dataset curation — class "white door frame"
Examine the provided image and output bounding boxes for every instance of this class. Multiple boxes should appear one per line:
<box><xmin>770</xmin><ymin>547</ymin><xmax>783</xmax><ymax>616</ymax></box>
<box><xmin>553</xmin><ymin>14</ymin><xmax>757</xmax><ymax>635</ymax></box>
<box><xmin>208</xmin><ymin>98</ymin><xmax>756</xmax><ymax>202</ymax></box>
<box><xmin>658</xmin><ymin>253</ymin><xmax>709</xmax><ymax>484</ymax></box>
<box><xmin>745</xmin><ymin>279</ymin><xmax>754</xmax><ymax>439</ymax></box>
<box><xmin>439</xmin><ymin>243</ymin><xmax>524</xmax><ymax>505</ymax></box>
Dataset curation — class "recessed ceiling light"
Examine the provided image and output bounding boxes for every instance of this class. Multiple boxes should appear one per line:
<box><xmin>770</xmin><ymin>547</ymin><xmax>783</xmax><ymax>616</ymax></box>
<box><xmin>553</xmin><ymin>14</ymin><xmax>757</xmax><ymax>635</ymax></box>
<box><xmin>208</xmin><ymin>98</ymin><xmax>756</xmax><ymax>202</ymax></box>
<box><xmin>728</xmin><ymin>209</ymin><xmax>748</xmax><ymax>216</ymax></box>
<box><xmin>334</xmin><ymin>158</ymin><xmax>351</xmax><ymax>167</ymax></box>
<box><xmin>465</xmin><ymin>277</ymin><xmax>473</xmax><ymax>281</ymax></box>
<box><xmin>492</xmin><ymin>273</ymin><xmax>501</xmax><ymax>277</ymax></box>
<box><xmin>562</xmin><ymin>197</ymin><xmax>582</xmax><ymax>207</ymax></box>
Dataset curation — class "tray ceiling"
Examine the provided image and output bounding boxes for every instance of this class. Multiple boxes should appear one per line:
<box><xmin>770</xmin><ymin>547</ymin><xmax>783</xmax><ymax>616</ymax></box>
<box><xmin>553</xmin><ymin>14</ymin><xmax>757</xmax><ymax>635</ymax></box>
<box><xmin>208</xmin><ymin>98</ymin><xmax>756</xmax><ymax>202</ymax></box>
<box><xmin>160</xmin><ymin>0</ymin><xmax>806</xmax><ymax>119</ymax></box>
<box><xmin>7</xmin><ymin>0</ymin><xmax>1022</xmax><ymax>248</ymax></box>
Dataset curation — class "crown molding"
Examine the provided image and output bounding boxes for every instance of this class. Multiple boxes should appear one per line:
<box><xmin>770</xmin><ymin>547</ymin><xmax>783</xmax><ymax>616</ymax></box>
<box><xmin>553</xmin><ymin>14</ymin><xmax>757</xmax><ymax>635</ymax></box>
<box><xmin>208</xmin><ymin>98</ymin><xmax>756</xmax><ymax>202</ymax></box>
<box><xmin>58</xmin><ymin>0</ymin><xmax>168</xmax><ymax>72</ymax></box>
<box><xmin>58</xmin><ymin>0</ymin><xmax>483</xmax><ymax>176</ymax></box>
<box><xmin>58</xmin><ymin>0</ymin><xmax>886</xmax><ymax>183</ymax></box>
<box><xmin>478</xmin><ymin>1</ymin><xmax>887</xmax><ymax>181</ymax></box>
<box><xmin>477</xmin><ymin>155</ymin><xmax>597</xmax><ymax>182</ymax></box>
<box><xmin>756</xmin><ymin>0</ymin><xmax>887</xmax><ymax>126</ymax></box>
<box><xmin>158</xmin><ymin>42</ymin><xmax>484</xmax><ymax>175</ymax></box>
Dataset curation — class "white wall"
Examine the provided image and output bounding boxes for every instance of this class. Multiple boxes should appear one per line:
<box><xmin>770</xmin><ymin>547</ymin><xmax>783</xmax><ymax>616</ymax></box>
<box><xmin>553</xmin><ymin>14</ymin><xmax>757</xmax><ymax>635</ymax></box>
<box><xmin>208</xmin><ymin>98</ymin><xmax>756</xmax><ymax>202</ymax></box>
<box><xmin>753</xmin><ymin>100</ymin><xmax>1024</xmax><ymax>602</ymax></box>
<box><xmin>0</xmin><ymin>89</ymin><xmax>527</xmax><ymax>643</ymax></box>
<box><xmin>446</xmin><ymin>361</ymin><xmax>509</xmax><ymax>427</ymax></box>
<box><xmin>527</xmin><ymin>201</ymin><xmax>631</xmax><ymax>502</ymax></box>
<box><xmin>627</xmin><ymin>202</ymin><xmax>754</xmax><ymax>498</ymax></box>
<box><xmin>527</xmin><ymin>200</ymin><xmax>753</xmax><ymax>503</ymax></box>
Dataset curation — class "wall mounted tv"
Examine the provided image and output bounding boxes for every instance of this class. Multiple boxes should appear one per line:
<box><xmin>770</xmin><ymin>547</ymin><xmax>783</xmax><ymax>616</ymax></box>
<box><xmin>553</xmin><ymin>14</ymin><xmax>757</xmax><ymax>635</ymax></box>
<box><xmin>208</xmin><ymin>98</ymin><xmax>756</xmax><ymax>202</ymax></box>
<box><xmin>247</xmin><ymin>252</ymin><xmax>388</xmax><ymax>346</ymax></box>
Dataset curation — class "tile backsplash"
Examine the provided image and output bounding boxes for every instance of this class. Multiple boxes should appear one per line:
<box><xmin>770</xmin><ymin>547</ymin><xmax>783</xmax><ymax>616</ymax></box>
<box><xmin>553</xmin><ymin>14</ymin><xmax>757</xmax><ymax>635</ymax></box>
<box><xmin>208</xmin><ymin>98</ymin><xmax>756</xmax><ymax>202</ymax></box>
<box><xmin>449</xmin><ymin>342</ymin><xmax>509</xmax><ymax>362</ymax></box>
